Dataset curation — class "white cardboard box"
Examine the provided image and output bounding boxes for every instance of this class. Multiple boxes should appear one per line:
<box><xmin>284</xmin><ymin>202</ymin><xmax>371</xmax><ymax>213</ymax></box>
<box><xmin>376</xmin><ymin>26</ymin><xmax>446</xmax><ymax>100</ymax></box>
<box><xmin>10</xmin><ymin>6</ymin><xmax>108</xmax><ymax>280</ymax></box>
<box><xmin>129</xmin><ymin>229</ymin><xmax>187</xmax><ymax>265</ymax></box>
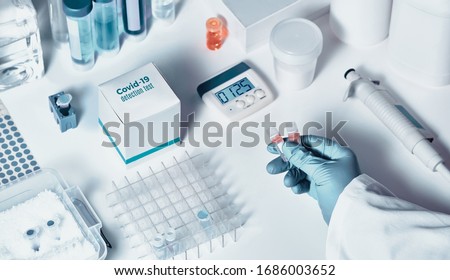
<box><xmin>98</xmin><ymin>63</ymin><xmax>180</xmax><ymax>165</ymax></box>
<box><xmin>211</xmin><ymin>0</ymin><xmax>330</xmax><ymax>52</ymax></box>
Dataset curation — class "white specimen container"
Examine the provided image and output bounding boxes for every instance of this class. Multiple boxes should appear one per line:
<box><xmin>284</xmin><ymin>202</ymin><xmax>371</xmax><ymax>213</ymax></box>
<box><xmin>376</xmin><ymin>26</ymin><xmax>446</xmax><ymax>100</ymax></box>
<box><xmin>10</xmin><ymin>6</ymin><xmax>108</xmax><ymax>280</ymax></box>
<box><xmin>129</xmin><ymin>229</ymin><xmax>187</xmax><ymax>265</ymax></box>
<box><xmin>270</xmin><ymin>18</ymin><xmax>323</xmax><ymax>90</ymax></box>
<box><xmin>388</xmin><ymin>0</ymin><xmax>450</xmax><ymax>87</ymax></box>
<box><xmin>330</xmin><ymin>0</ymin><xmax>393</xmax><ymax>47</ymax></box>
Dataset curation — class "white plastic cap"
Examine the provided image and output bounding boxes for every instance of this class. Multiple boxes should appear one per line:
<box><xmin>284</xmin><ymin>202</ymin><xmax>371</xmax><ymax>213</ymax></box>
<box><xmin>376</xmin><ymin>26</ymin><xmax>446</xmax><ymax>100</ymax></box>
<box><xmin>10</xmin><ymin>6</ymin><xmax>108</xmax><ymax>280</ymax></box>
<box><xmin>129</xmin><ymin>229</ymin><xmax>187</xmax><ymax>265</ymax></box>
<box><xmin>286</xmin><ymin>122</ymin><xmax>299</xmax><ymax>134</ymax></box>
<box><xmin>165</xmin><ymin>228</ymin><xmax>177</xmax><ymax>242</ymax></box>
<box><xmin>196</xmin><ymin>210</ymin><xmax>210</xmax><ymax>222</ymax></box>
<box><xmin>269</xmin><ymin>127</ymin><xmax>280</xmax><ymax>139</ymax></box>
<box><xmin>46</xmin><ymin>217</ymin><xmax>62</xmax><ymax>229</ymax></box>
<box><xmin>270</xmin><ymin>18</ymin><xmax>323</xmax><ymax>65</ymax></box>
<box><xmin>24</xmin><ymin>227</ymin><xmax>40</xmax><ymax>240</ymax></box>
<box><xmin>56</xmin><ymin>93</ymin><xmax>72</xmax><ymax>108</ymax></box>
<box><xmin>150</xmin><ymin>234</ymin><xmax>165</xmax><ymax>248</ymax></box>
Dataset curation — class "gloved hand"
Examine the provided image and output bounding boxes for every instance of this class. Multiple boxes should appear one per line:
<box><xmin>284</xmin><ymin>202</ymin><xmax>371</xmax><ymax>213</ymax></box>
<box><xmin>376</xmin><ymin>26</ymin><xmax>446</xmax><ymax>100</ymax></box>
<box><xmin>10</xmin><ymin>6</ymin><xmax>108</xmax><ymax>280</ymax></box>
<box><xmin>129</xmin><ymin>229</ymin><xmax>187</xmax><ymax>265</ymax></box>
<box><xmin>267</xmin><ymin>135</ymin><xmax>361</xmax><ymax>224</ymax></box>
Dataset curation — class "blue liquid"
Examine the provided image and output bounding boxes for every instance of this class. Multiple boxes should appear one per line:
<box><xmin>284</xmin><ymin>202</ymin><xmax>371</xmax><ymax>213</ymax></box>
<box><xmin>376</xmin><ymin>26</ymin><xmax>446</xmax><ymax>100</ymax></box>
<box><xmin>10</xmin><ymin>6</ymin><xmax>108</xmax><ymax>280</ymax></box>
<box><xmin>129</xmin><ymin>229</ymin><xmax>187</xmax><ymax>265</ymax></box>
<box><xmin>94</xmin><ymin>5</ymin><xmax>119</xmax><ymax>52</ymax></box>
<box><xmin>95</xmin><ymin>18</ymin><xmax>119</xmax><ymax>52</ymax></box>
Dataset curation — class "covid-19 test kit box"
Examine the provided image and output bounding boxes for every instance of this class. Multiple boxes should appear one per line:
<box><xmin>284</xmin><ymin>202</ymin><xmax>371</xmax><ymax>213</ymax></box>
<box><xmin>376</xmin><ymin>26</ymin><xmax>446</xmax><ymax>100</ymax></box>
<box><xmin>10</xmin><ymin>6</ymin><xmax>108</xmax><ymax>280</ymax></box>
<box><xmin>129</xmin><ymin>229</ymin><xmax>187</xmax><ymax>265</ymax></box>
<box><xmin>98</xmin><ymin>63</ymin><xmax>181</xmax><ymax>164</ymax></box>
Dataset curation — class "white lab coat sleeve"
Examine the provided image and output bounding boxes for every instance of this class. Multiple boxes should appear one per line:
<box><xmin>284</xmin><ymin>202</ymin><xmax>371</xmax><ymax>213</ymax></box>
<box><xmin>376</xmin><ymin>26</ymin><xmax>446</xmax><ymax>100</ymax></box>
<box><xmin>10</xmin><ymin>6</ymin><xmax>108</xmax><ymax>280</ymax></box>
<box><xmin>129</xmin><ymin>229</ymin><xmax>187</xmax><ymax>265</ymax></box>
<box><xmin>326</xmin><ymin>174</ymin><xmax>450</xmax><ymax>259</ymax></box>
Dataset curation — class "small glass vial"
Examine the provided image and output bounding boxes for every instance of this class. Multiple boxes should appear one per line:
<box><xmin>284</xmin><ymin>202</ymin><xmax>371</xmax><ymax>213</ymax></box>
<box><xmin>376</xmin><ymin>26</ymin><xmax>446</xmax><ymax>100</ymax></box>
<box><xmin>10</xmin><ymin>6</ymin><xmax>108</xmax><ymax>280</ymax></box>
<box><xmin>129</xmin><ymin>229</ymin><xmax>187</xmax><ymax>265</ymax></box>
<box><xmin>46</xmin><ymin>217</ymin><xmax>62</xmax><ymax>240</ymax></box>
<box><xmin>56</xmin><ymin>93</ymin><xmax>72</xmax><ymax>114</ymax></box>
<box><xmin>93</xmin><ymin>0</ymin><xmax>120</xmax><ymax>55</ymax></box>
<box><xmin>150</xmin><ymin>234</ymin><xmax>166</xmax><ymax>260</ymax></box>
<box><xmin>24</xmin><ymin>227</ymin><xmax>41</xmax><ymax>252</ymax></box>
<box><xmin>48</xmin><ymin>0</ymin><xmax>69</xmax><ymax>44</ymax></box>
<box><xmin>63</xmin><ymin>0</ymin><xmax>95</xmax><ymax>71</ymax></box>
<box><xmin>270</xmin><ymin>127</ymin><xmax>288</xmax><ymax>162</ymax></box>
<box><xmin>197</xmin><ymin>209</ymin><xmax>214</xmax><ymax>238</ymax></box>
<box><xmin>152</xmin><ymin>0</ymin><xmax>175</xmax><ymax>25</ymax></box>
<box><xmin>206</xmin><ymin>17</ymin><xmax>227</xmax><ymax>51</ymax></box>
<box><xmin>164</xmin><ymin>228</ymin><xmax>179</xmax><ymax>256</ymax></box>
<box><xmin>122</xmin><ymin>0</ymin><xmax>147</xmax><ymax>41</ymax></box>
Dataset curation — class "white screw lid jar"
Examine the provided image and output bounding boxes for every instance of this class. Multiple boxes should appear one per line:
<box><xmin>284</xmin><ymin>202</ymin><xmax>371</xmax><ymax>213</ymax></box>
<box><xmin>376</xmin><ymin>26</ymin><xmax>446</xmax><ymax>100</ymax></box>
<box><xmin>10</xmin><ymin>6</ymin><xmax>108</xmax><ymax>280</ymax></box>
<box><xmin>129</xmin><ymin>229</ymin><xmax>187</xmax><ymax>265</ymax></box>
<box><xmin>270</xmin><ymin>18</ymin><xmax>323</xmax><ymax>91</ymax></box>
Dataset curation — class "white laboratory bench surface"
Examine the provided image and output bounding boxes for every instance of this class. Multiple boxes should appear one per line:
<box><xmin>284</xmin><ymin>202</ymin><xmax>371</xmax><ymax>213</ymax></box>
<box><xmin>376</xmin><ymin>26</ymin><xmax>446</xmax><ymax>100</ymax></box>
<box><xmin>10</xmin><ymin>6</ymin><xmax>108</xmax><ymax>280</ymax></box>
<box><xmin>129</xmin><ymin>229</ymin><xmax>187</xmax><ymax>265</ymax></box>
<box><xmin>2</xmin><ymin>0</ymin><xmax>450</xmax><ymax>260</ymax></box>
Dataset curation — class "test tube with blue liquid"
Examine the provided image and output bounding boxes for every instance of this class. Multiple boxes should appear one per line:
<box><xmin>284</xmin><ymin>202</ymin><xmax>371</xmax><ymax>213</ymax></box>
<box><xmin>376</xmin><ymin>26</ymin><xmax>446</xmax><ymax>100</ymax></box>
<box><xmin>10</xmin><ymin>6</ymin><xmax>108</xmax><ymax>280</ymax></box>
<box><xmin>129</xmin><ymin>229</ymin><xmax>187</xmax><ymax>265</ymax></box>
<box><xmin>93</xmin><ymin>0</ymin><xmax>120</xmax><ymax>55</ymax></box>
<box><xmin>122</xmin><ymin>0</ymin><xmax>147</xmax><ymax>41</ymax></box>
<box><xmin>63</xmin><ymin>0</ymin><xmax>95</xmax><ymax>70</ymax></box>
<box><xmin>48</xmin><ymin>0</ymin><xmax>69</xmax><ymax>44</ymax></box>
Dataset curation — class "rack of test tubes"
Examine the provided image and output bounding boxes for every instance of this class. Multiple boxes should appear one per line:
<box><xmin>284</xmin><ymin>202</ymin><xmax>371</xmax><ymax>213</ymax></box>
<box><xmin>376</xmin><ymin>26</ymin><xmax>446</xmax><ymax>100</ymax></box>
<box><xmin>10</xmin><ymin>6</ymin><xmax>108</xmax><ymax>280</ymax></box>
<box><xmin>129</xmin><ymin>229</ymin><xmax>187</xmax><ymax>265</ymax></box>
<box><xmin>106</xmin><ymin>153</ymin><xmax>243</xmax><ymax>260</ymax></box>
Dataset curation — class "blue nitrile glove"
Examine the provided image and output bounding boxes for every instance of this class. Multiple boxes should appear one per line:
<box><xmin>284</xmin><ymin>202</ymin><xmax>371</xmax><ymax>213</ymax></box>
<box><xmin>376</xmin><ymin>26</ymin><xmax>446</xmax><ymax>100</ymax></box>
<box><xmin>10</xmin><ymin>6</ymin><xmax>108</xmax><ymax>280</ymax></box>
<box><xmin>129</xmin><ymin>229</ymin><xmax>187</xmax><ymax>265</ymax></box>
<box><xmin>266</xmin><ymin>135</ymin><xmax>361</xmax><ymax>224</ymax></box>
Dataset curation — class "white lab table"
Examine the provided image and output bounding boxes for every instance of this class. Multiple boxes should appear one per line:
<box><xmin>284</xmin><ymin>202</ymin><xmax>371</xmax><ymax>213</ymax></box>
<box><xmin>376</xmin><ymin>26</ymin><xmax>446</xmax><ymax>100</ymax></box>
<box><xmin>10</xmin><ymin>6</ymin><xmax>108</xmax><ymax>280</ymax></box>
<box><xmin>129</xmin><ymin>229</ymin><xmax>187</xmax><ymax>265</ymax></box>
<box><xmin>2</xmin><ymin>0</ymin><xmax>450</xmax><ymax>259</ymax></box>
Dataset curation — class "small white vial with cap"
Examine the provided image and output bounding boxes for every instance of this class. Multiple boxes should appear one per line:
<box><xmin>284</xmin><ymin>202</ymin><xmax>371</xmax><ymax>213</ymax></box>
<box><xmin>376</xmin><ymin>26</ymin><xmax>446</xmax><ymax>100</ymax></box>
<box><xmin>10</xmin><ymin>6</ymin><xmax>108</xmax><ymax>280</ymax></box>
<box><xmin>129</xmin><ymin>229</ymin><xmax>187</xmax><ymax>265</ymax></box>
<box><xmin>197</xmin><ymin>209</ymin><xmax>215</xmax><ymax>237</ymax></box>
<box><xmin>46</xmin><ymin>217</ymin><xmax>62</xmax><ymax>240</ymax></box>
<box><xmin>56</xmin><ymin>93</ymin><xmax>72</xmax><ymax>108</ymax></box>
<box><xmin>165</xmin><ymin>227</ymin><xmax>179</xmax><ymax>255</ymax></box>
<box><xmin>152</xmin><ymin>0</ymin><xmax>176</xmax><ymax>25</ymax></box>
<box><xmin>197</xmin><ymin>210</ymin><xmax>212</xmax><ymax>228</ymax></box>
<box><xmin>24</xmin><ymin>227</ymin><xmax>41</xmax><ymax>252</ymax></box>
<box><xmin>270</xmin><ymin>127</ymin><xmax>288</xmax><ymax>162</ymax></box>
<box><xmin>150</xmin><ymin>234</ymin><xmax>166</xmax><ymax>259</ymax></box>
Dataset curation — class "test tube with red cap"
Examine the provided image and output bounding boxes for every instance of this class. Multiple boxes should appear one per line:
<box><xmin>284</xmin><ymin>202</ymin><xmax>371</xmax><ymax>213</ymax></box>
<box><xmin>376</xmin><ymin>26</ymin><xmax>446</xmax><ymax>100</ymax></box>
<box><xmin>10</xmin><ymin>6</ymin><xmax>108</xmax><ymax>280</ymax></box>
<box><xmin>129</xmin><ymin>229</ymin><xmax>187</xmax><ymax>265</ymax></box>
<box><xmin>286</xmin><ymin>122</ymin><xmax>300</xmax><ymax>143</ymax></box>
<box><xmin>270</xmin><ymin>127</ymin><xmax>288</xmax><ymax>162</ymax></box>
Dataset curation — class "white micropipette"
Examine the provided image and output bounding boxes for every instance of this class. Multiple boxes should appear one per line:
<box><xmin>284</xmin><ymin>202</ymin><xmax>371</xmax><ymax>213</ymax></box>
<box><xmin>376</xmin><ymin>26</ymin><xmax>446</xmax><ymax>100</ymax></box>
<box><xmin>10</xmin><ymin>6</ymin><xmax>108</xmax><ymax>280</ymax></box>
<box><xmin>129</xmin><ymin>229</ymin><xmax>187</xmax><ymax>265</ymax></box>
<box><xmin>344</xmin><ymin>69</ymin><xmax>450</xmax><ymax>184</ymax></box>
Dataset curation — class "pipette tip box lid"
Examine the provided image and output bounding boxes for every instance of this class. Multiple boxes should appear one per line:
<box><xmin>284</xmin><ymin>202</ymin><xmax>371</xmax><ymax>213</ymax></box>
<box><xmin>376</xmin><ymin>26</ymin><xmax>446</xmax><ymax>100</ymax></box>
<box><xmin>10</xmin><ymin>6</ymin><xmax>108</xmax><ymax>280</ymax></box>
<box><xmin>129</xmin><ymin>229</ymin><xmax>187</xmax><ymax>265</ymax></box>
<box><xmin>0</xmin><ymin>169</ymin><xmax>107</xmax><ymax>259</ymax></box>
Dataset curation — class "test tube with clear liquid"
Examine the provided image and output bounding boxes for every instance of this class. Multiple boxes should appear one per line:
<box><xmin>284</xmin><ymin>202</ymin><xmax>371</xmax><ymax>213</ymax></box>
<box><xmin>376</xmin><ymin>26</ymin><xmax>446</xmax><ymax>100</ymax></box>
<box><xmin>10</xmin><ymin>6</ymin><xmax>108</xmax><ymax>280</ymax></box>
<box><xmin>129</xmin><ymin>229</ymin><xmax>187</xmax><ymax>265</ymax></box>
<box><xmin>270</xmin><ymin>127</ymin><xmax>288</xmax><ymax>162</ymax></box>
<box><xmin>286</xmin><ymin>122</ymin><xmax>300</xmax><ymax>143</ymax></box>
<box><xmin>48</xmin><ymin>0</ymin><xmax>69</xmax><ymax>44</ymax></box>
<box><xmin>150</xmin><ymin>234</ymin><xmax>166</xmax><ymax>259</ymax></box>
<box><xmin>164</xmin><ymin>228</ymin><xmax>179</xmax><ymax>256</ymax></box>
<box><xmin>152</xmin><ymin>0</ymin><xmax>175</xmax><ymax>25</ymax></box>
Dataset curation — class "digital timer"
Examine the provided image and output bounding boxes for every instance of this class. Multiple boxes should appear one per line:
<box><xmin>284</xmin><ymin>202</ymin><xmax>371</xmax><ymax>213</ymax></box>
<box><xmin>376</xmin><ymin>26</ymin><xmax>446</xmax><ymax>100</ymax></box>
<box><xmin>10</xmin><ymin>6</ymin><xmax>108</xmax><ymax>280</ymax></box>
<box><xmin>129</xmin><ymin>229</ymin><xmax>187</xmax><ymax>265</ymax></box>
<box><xmin>197</xmin><ymin>62</ymin><xmax>275</xmax><ymax>121</ymax></box>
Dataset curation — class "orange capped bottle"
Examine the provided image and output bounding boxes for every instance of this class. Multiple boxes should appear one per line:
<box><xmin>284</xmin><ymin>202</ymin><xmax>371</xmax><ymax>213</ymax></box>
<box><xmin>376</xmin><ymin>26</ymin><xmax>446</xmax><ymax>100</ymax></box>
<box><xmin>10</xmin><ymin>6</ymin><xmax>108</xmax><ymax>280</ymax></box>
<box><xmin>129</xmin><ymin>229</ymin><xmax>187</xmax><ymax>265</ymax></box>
<box><xmin>206</xmin><ymin>17</ymin><xmax>227</xmax><ymax>51</ymax></box>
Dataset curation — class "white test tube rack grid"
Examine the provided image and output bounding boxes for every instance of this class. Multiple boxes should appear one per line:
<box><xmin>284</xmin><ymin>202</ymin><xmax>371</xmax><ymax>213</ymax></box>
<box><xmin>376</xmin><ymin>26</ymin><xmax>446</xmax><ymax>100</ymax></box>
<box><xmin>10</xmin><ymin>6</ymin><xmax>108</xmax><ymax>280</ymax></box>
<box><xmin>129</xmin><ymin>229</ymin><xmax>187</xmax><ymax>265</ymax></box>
<box><xmin>106</xmin><ymin>153</ymin><xmax>243</xmax><ymax>260</ymax></box>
